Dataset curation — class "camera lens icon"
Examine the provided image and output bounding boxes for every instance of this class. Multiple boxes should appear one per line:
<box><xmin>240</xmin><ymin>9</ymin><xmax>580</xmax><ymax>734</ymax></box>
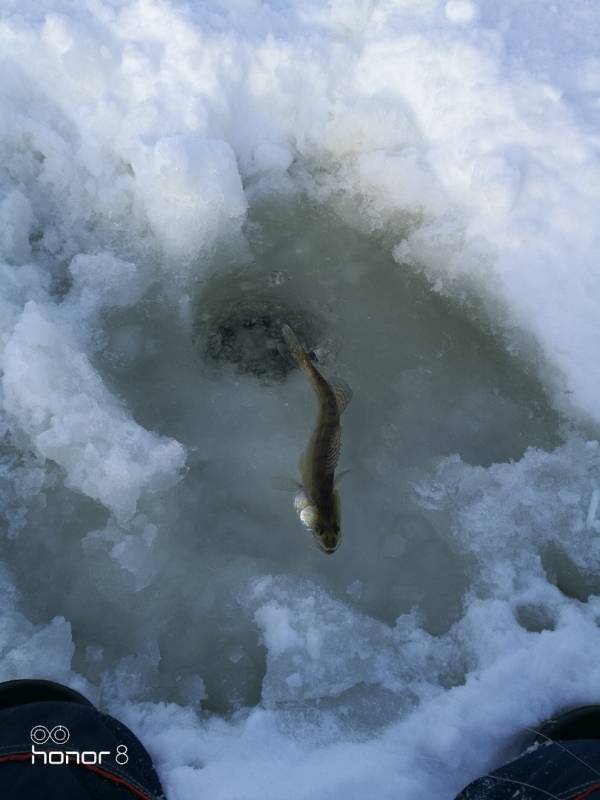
<box><xmin>30</xmin><ymin>724</ymin><xmax>70</xmax><ymax>745</ymax></box>
<box><xmin>30</xmin><ymin>726</ymin><xmax>50</xmax><ymax>744</ymax></box>
<box><xmin>50</xmin><ymin>725</ymin><xmax>70</xmax><ymax>745</ymax></box>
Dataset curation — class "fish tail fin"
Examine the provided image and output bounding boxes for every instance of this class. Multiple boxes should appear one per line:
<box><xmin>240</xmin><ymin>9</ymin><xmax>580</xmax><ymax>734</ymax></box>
<box><xmin>281</xmin><ymin>324</ymin><xmax>311</xmax><ymax>371</ymax></box>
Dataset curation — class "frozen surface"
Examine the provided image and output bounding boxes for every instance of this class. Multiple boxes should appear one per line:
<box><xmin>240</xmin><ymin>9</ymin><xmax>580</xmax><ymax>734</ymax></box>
<box><xmin>0</xmin><ymin>0</ymin><xmax>600</xmax><ymax>798</ymax></box>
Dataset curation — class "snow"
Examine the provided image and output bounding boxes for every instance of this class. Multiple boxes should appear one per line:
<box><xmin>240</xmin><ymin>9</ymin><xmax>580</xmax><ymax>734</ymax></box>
<box><xmin>586</xmin><ymin>488</ymin><xmax>600</xmax><ymax>532</ymax></box>
<box><xmin>0</xmin><ymin>0</ymin><xmax>598</xmax><ymax>417</ymax></box>
<box><xmin>445</xmin><ymin>2</ymin><xmax>479</xmax><ymax>24</ymax></box>
<box><xmin>133</xmin><ymin>136</ymin><xmax>247</xmax><ymax>267</ymax></box>
<box><xmin>0</xmin><ymin>0</ymin><xmax>600</xmax><ymax>798</ymax></box>
<box><xmin>3</xmin><ymin>302</ymin><xmax>185</xmax><ymax>520</ymax></box>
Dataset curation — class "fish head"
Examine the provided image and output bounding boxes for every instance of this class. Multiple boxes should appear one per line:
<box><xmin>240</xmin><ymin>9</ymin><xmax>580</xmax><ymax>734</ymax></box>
<box><xmin>295</xmin><ymin>490</ymin><xmax>341</xmax><ymax>554</ymax></box>
<box><xmin>312</xmin><ymin>521</ymin><xmax>341</xmax><ymax>555</ymax></box>
<box><xmin>312</xmin><ymin>490</ymin><xmax>342</xmax><ymax>554</ymax></box>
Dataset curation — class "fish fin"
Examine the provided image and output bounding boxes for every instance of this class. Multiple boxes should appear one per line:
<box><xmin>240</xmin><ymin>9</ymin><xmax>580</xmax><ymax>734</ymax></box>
<box><xmin>298</xmin><ymin>448</ymin><xmax>310</xmax><ymax>476</ymax></box>
<box><xmin>335</xmin><ymin>468</ymin><xmax>352</xmax><ymax>486</ymax></box>
<box><xmin>333</xmin><ymin>489</ymin><xmax>341</xmax><ymax>519</ymax></box>
<box><xmin>325</xmin><ymin>429</ymin><xmax>341</xmax><ymax>473</ymax></box>
<box><xmin>329</xmin><ymin>377</ymin><xmax>353</xmax><ymax>414</ymax></box>
<box><xmin>281</xmin><ymin>324</ymin><xmax>310</xmax><ymax>370</ymax></box>
<box><xmin>271</xmin><ymin>475</ymin><xmax>302</xmax><ymax>492</ymax></box>
<box><xmin>277</xmin><ymin>341</ymin><xmax>295</xmax><ymax>365</ymax></box>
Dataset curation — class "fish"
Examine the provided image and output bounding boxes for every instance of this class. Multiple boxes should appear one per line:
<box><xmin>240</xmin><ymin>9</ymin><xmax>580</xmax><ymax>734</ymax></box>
<box><xmin>281</xmin><ymin>324</ymin><xmax>352</xmax><ymax>555</ymax></box>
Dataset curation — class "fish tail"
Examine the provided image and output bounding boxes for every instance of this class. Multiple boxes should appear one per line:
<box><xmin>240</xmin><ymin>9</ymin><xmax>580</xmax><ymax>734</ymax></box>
<box><xmin>281</xmin><ymin>324</ymin><xmax>312</xmax><ymax>372</ymax></box>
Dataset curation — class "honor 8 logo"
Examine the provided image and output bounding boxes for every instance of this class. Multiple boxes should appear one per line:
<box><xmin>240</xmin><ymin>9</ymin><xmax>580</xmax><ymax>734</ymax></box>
<box><xmin>30</xmin><ymin>725</ymin><xmax>128</xmax><ymax>766</ymax></box>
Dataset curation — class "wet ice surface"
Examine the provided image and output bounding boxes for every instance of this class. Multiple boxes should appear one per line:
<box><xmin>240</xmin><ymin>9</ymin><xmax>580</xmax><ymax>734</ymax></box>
<box><xmin>3</xmin><ymin>194</ymin><xmax>562</xmax><ymax>717</ymax></box>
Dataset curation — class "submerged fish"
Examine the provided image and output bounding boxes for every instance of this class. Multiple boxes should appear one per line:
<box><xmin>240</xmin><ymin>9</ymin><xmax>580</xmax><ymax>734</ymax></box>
<box><xmin>281</xmin><ymin>324</ymin><xmax>352</xmax><ymax>555</ymax></box>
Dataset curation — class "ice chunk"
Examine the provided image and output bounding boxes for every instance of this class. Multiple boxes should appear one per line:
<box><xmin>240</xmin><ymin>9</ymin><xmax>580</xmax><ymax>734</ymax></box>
<box><xmin>1</xmin><ymin>616</ymin><xmax>74</xmax><ymax>678</ymax></box>
<box><xmin>0</xmin><ymin>190</ymin><xmax>35</xmax><ymax>265</ymax></box>
<box><xmin>0</xmin><ymin>562</ymin><xmax>85</xmax><ymax>690</ymax></box>
<box><xmin>0</xmin><ymin>449</ymin><xmax>46</xmax><ymax>539</ymax></box>
<box><xmin>2</xmin><ymin>302</ymin><xmax>185</xmax><ymax>520</ymax></box>
<box><xmin>250</xmin><ymin>577</ymin><xmax>433</xmax><ymax>704</ymax></box>
<box><xmin>356</xmin><ymin>149</ymin><xmax>448</xmax><ymax>219</ymax></box>
<box><xmin>586</xmin><ymin>488</ymin><xmax>600</xmax><ymax>531</ymax></box>
<box><xmin>132</xmin><ymin>136</ymin><xmax>247</xmax><ymax>268</ymax></box>
<box><xmin>445</xmin><ymin>1</ymin><xmax>479</xmax><ymax>24</ymax></box>
<box><xmin>470</xmin><ymin>154</ymin><xmax>521</xmax><ymax>215</ymax></box>
<box><xmin>42</xmin><ymin>14</ymin><xmax>75</xmax><ymax>55</ymax></box>
<box><xmin>250</xmin><ymin>142</ymin><xmax>294</xmax><ymax>176</ymax></box>
<box><xmin>414</xmin><ymin>436</ymin><xmax>600</xmax><ymax>583</ymax></box>
<box><xmin>67</xmin><ymin>252</ymin><xmax>147</xmax><ymax>314</ymax></box>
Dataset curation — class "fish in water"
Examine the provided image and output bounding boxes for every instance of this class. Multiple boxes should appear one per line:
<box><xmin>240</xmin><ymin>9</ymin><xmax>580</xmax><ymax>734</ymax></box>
<box><xmin>281</xmin><ymin>324</ymin><xmax>352</xmax><ymax>554</ymax></box>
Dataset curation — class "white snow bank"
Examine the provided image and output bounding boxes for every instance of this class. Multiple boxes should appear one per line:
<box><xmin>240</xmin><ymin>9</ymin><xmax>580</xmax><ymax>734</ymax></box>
<box><xmin>131</xmin><ymin>136</ymin><xmax>247</xmax><ymax>266</ymax></box>
<box><xmin>113</xmin><ymin>575</ymin><xmax>600</xmax><ymax>800</ymax></box>
<box><xmin>2</xmin><ymin>424</ymin><xmax>600</xmax><ymax>800</ymax></box>
<box><xmin>1</xmin><ymin>0</ymin><xmax>599</xmax><ymax>417</ymax></box>
<box><xmin>0</xmin><ymin>551</ymin><xmax>597</xmax><ymax>800</ymax></box>
<box><xmin>2</xmin><ymin>302</ymin><xmax>185</xmax><ymax>520</ymax></box>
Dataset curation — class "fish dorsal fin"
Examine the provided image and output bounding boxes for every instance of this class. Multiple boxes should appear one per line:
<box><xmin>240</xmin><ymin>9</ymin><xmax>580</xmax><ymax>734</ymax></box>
<box><xmin>325</xmin><ymin>428</ymin><xmax>341</xmax><ymax>473</ymax></box>
<box><xmin>329</xmin><ymin>377</ymin><xmax>353</xmax><ymax>414</ymax></box>
<box><xmin>333</xmin><ymin>489</ymin><xmax>341</xmax><ymax>517</ymax></box>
